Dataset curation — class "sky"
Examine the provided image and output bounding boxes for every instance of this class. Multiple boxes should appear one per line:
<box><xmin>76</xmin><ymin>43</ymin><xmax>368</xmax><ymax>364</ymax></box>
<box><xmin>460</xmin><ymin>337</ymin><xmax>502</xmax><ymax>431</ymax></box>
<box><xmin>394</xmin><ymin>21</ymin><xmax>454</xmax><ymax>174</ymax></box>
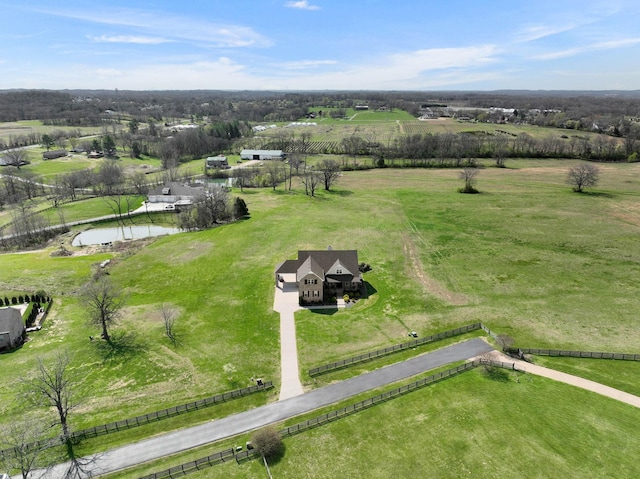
<box><xmin>1</xmin><ymin>0</ymin><xmax>640</xmax><ymax>91</ymax></box>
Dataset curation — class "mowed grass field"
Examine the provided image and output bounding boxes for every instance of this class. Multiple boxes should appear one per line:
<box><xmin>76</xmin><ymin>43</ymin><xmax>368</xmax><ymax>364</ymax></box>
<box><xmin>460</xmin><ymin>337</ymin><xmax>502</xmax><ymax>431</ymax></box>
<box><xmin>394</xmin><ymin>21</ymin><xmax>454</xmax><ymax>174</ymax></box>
<box><xmin>104</xmin><ymin>369</ymin><xmax>640</xmax><ymax>479</ymax></box>
<box><xmin>1</xmin><ymin>159</ymin><xmax>639</xmax><ymax>474</ymax></box>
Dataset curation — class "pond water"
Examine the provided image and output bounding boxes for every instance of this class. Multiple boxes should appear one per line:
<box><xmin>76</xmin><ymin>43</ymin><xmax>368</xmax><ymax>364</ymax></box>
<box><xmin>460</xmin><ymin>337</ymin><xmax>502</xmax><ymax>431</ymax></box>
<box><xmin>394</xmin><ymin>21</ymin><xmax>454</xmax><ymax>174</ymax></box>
<box><xmin>72</xmin><ymin>225</ymin><xmax>181</xmax><ymax>246</ymax></box>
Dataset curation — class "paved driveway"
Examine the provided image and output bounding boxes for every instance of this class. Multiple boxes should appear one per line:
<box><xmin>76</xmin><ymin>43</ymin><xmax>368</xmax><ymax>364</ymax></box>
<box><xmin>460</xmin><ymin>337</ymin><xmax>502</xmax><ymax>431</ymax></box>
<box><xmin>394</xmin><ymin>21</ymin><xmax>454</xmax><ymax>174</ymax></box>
<box><xmin>273</xmin><ymin>279</ymin><xmax>304</xmax><ymax>400</ymax></box>
<box><xmin>28</xmin><ymin>339</ymin><xmax>492</xmax><ymax>478</ymax></box>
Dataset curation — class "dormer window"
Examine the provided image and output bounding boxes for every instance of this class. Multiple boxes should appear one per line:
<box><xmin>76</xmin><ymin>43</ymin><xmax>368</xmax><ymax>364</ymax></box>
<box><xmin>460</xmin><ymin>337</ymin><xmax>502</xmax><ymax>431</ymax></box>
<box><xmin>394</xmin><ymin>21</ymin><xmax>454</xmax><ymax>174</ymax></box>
<box><xmin>336</xmin><ymin>268</ymin><xmax>342</xmax><ymax>274</ymax></box>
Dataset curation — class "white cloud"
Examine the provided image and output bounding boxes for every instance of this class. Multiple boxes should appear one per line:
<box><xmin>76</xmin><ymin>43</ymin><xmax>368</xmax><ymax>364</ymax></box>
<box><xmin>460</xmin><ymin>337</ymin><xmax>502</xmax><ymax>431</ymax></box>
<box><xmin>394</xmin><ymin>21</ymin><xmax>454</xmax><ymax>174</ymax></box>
<box><xmin>515</xmin><ymin>24</ymin><xmax>578</xmax><ymax>43</ymax></box>
<box><xmin>90</xmin><ymin>35</ymin><xmax>171</xmax><ymax>45</ymax></box>
<box><xmin>0</xmin><ymin>45</ymin><xmax>501</xmax><ymax>90</ymax></box>
<box><xmin>285</xmin><ymin>1</ymin><xmax>321</xmax><ymax>11</ymax></box>
<box><xmin>35</xmin><ymin>7</ymin><xmax>272</xmax><ymax>48</ymax></box>
<box><xmin>534</xmin><ymin>37</ymin><xmax>640</xmax><ymax>60</ymax></box>
<box><xmin>280</xmin><ymin>59</ymin><xmax>337</xmax><ymax>69</ymax></box>
<box><xmin>95</xmin><ymin>69</ymin><xmax>124</xmax><ymax>78</ymax></box>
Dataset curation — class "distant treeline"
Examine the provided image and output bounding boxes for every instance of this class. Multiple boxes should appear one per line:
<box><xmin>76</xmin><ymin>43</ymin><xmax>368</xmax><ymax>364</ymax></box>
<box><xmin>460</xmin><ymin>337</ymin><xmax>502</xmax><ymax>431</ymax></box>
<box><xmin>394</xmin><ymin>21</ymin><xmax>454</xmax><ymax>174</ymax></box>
<box><xmin>2</xmin><ymin>89</ymin><xmax>640</xmax><ymax>134</ymax></box>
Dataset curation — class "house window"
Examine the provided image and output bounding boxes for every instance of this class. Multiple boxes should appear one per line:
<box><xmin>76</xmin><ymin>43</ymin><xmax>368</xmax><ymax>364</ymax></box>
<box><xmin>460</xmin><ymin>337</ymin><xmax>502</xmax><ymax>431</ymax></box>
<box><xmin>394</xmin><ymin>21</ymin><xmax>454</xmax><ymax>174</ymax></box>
<box><xmin>314</xmin><ymin>279</ymin><xmax>318</xmax><ymax>285</ymax></box>
<box><xmin>336</xmin><ymin>268</ymin><xmax>342</xmax><ymax>274</ymax></box>
<box><xmin>313</xmin><ymin>291</ymin><xmax>319</xmax><ymax>297</ymax></box>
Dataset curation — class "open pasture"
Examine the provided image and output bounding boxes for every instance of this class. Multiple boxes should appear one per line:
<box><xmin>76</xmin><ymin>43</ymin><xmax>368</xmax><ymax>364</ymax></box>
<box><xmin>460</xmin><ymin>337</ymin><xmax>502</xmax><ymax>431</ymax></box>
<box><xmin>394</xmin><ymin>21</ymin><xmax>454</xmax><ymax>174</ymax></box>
<box><xmin>0</xmin><ymin>119</ymin><xmax>100</xmax><ymax>144</ymax></box>
<box><xmin>0</xmin><ymin>159</ymin><xmax>639</xmax><ymax>467</ymax></box>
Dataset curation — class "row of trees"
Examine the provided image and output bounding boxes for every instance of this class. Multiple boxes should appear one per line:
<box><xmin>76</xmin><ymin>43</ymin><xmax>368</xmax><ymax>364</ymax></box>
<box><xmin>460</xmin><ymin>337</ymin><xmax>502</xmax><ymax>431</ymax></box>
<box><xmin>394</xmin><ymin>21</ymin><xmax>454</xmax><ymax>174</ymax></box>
<box><xmin>230</xmin><ymin>158</ymin><xmax>341</xmax><ymax>197</ymax></box>
<box><xmin>265</xmin><ymin>129</ymin><xmax>639</xmax><ymax>163</ymax></box>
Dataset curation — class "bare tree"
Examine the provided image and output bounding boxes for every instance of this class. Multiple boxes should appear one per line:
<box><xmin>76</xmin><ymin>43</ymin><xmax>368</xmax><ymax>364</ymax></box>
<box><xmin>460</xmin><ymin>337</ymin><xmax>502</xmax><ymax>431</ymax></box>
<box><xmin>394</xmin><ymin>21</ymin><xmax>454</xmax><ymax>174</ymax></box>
<box><xmin>0</xmin><ymin>419</ymin><xmax>55</xmax><ymax>479</ymax></box>
<box><xmin>459</xmin><ymin>167</ymin><xmax>480</xmax><ymax>193</ymax></box>
<box><xmin>161</xmin><ymin>304</ymin><xmax>178</xmax><ymax>344</ymax></box>
<box><xmin>478</xmin><ymin>351</ymin><xmax>496</xmax><ymax>372</ymax></box>
<box><xmin>234</xmin><ymin>167</ymin><xmax>256</xmax><ymax>192</ymax></box>
<box><xmin>299</xmin><ymin>170</ymin><xmax>321</xmax><ymax>197</ymax></box>
<box><xmin>128</xmin><ymin>171</ymin><xmax>149</xmax><ymax>195</ymax></box>
<box><xmin>96</xmin><ymin>159</ymin><xmax>124</xmax><ymax>196</ymax></box>
<box><xmin>25</xmin><ymin>352</ymin><xmax>75</xmax><ymax>442</ymax></box>
<box><xmin>265</xmin><ymin>161</ymin><xmax>283</xmax><ymax>191</ymax></box>
<box><xmin>288</xmin><ymin>153</ymin><xmax>305</xmax><ymax>176</ymax></box>
<box><xmin>567</xmin><ymin>162</ymin><xmax>600</xmax><ymax>192</ymax></box>
<box><xmin>317</xmin><ymin>159</ymin><xmax>340</xmax><ymax>191</ymax></box>
<box><xmin>159</xmin><ymin>141</ymin><xmax>179</xmax><ymax>170</ymax></box>
<box><xmin>496</xmin><ymin>334</ymin><xmax>515</xmax><ymax>352</ymax></box>
<box><xmin>18</xmin><ymin>170</ymin><xmax>42</xmax><ymax>200</ymax></box>
<box><xmin>3</xmin><ymin>148</ymin><xmax>30</xmax><ymax>169</ymax></box>
<box><xmin>83</xmin><ymin>277</ymin><xmax>125</xmax><ymax>343</ymax></box>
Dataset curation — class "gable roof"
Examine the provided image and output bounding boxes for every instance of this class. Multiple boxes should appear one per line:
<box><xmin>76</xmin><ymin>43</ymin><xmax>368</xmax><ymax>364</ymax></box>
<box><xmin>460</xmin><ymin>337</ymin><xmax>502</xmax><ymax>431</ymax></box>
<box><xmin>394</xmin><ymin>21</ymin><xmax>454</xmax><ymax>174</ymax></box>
<box><xmin>275</xmin><ymin>250</ymin><xmax>362</xmax><ymax>283</ymax></box>
<box><xmin>297</xmin><ymin>255</ymin><xmax>325</xmax><ymax>281</ymax></box>
<box><xmin>297</xmin><ymin>250</ymin><xmax>360</xmax><ymax>278</ymax></box>
<box><xmin>0</xmin><ymin>307</ymin><xmax>22</xmax><ymax>327</ymax></box>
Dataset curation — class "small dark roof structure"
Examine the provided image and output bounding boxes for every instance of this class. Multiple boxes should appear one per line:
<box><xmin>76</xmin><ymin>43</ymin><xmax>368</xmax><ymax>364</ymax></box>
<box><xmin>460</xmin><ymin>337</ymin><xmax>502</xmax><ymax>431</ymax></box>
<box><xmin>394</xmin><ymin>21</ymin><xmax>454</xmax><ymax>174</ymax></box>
<box><xmin>148</xmin><ymin>182</ymin><xmax>205</xmax><ymax>198</ymax></box>
<box><xmin>43</xmin><ymin>150</ymin><xmax>68</xmax><ymax>160</ymax></box>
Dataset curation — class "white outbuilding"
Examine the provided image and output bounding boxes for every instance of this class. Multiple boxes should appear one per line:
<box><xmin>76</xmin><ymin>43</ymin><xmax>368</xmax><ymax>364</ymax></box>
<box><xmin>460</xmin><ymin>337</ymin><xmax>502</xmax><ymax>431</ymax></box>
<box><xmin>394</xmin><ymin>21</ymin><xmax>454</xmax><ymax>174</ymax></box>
<box><xmin>240</xmin><ymin>149</ymin><xmax>286</xmax><ymax>161</ymax></box>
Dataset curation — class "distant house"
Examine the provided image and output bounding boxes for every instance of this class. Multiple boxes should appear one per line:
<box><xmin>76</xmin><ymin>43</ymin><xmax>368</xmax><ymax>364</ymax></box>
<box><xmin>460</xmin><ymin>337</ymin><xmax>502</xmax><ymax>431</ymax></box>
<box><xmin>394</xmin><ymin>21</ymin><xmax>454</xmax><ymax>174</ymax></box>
<box><xmin>205</xmin><ymin>155</ymin><xmax>230</xmax><ymax>169</ymax></box>
<box><xmin>275</xmin><ymin>249</ymin><xmax>363</xmax><ymax>303</ymax></box>
<box><xmin>354</xmin><ymin>105</ymin><xmax>369</xmax><ymax>110</ymax></box>
<box><xmin>0</xmin><ymin>307</ymin><xmax>25</xmax><ymax>352</ymax></box>
<box><xmin>88</xmin><ymin>151</ymin><xmax>104</xmax><ymax>159</ymax></box>
<box><xmin>147</xmin><ymin>182</ymin><xmax>206</xmax><ymax>206</ymax></box>
<box><xmin>43</xmin><ymin>150</ymin><xmax>68</xmax><ymax>160</ymax></box>
<box><xmin>240</xmin><ymin>149</ymin><xmax>286</xmax><ymax>161</ymax></box>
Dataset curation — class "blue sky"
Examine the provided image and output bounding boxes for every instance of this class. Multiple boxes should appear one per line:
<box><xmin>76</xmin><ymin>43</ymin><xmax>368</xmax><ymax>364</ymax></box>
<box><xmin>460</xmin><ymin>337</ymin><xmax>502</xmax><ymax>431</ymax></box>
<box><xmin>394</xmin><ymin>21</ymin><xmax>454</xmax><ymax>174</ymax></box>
<box><xmin>1</xmin><ymin>0</ymin><xmax>640</xmax><ymax>91</ymax></box>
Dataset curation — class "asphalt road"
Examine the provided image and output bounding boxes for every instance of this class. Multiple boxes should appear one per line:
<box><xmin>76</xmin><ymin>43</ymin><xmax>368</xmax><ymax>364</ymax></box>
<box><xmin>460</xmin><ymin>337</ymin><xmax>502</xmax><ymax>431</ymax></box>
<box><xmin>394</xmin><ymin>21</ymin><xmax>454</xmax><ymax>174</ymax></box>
<box><xmin>27</xmin><ymin>338</ymin><xmax>492</xmax><ymax>478</ymax></box>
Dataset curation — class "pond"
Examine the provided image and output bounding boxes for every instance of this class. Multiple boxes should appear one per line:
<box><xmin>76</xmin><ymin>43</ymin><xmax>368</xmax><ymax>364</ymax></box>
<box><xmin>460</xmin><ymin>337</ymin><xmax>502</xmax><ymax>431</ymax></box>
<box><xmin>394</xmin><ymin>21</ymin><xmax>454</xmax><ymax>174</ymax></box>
<box><xmin>72</xmin><ymin>225</ymin><xmax>181</xmax><ymax>246</ymax></box>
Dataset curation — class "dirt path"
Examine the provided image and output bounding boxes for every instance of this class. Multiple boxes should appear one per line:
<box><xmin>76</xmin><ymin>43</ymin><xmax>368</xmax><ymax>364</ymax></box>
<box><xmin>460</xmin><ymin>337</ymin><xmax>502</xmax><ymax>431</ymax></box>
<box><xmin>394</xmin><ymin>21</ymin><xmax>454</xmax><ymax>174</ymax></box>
<box><xmin>486</xmin><ymin>351</ymin><xmax>640</xmax><ymax>409</ymax></box>
<box><xmin>402</xmin><ymin>232</ymin><xmax>468</xmax><ymax>305</ymax></box>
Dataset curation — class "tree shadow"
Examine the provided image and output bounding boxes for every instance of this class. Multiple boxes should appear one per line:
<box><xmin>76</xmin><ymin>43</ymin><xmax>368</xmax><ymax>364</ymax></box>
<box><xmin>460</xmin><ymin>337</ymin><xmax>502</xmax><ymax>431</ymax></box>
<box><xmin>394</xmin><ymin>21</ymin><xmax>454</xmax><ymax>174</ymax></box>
<box><xmin>309</xmin><ymin>307</ymin><xmax>338</xmax><ymax>316</ymax></box>
<box><xmin>64</xmin><ymin>438</ymin><xmax>104</xmax><ymax>478</ymax></box>
<box><xmin>265</xmin><ymin>442</ymin><xmax>286</xmax><ymax>466</ymax></box>
<box><xmin>582</xmin><ymin>191</ymin><xmax>614</xmax><ymax>198</ymax></box>
<box><xmin>327</xmin><ymin>189</ymin><xmax>354</xmax><ymax>196</ymax></box>
<box><xmin>95</xmin><ymin>330</ymin><xmax>146</xmax><ymax>363</ymax></box>
<box><xmin>483</xmin><ymin>367</ymin><xmax>511</xmax><ymax>382</ymax></box>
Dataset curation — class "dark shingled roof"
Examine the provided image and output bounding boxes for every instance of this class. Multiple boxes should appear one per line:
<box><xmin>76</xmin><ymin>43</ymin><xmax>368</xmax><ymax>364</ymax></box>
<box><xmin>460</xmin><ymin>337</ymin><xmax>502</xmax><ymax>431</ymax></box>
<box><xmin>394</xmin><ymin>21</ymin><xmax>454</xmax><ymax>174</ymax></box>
<box><xmin>275</xmin><ymin>250</ymin><xmax>362</xmax><ymax>283</ymax></box>
<box><xmin>0</xmin><ymin>307</ymin><xmax>22</xmax><ymax>328</ymax></box>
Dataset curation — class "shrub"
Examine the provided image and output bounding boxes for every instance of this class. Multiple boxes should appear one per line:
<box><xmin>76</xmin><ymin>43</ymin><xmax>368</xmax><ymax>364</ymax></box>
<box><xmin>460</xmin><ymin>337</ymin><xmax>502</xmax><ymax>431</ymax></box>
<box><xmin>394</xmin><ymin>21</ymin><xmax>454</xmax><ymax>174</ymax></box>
<box><xmin>343</xmin><ymin>294</ymin><xmax>350</xmax><ymax>302</ymax></box>
<box><xmin>251</xmin><ymin>427</ymin><xmax>284</xmax><ymax>460</ymax></box>
<box><xmin>358</xmin><ymin>262</ymin><xmax>372</xmax><ymax>273</ymax></box>
<box><xmin>11</xmin><ymin>297</ymin><xmax>17</xmax><ymax>305</ymax></box>
<box><xmin>18</xmin><ymin>295</ymin><xmax>23</xmax><ymax>303</ymax></box>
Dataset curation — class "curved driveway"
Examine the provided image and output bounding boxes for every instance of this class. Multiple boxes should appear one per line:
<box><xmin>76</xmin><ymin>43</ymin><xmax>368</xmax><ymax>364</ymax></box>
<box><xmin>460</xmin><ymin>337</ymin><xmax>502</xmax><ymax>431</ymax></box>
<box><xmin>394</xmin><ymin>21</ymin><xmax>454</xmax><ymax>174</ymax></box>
<box><xmin>29</xmin><ymin>338</ymin><xmax>492</xmax><ymax>478</ymax></box>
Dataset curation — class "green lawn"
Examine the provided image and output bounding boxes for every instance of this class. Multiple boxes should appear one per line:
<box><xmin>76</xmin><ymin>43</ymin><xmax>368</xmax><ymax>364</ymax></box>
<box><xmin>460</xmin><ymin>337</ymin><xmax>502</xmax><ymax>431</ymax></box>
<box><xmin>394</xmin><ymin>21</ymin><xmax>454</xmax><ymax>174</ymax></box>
<box><xmin>0</xmin><ymin>159</ymin><xmax>639</xmax><ymax>474</ymax></box>
<box><xmin>102</xmin><ymin>369</ymin><xmax>640</xmax><ymax>478</ymax></box>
